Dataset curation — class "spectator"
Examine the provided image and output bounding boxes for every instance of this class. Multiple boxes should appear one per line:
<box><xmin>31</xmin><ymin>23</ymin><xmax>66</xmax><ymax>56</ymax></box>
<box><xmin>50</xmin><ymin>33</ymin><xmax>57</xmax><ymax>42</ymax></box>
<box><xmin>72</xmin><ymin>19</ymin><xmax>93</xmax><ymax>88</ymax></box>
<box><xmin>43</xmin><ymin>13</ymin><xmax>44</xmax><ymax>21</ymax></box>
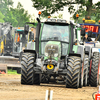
<box><xmin>83</xmin><ymin>32</ymin><xmax>92</xmax><ymax>42</ymax></box>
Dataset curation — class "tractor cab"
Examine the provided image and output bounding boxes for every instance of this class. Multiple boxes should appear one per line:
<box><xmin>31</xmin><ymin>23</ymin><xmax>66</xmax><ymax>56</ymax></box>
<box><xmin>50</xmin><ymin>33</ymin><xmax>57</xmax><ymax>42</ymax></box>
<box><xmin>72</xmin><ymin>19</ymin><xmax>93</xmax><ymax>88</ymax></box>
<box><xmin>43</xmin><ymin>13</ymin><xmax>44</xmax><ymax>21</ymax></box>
<box><xmin>12</xmin><ymin>29</ymin><xmax>27</xmax><ymax>58</ymax></box>
<box><xmin>40</xmin><ymin>20</ymin><xmax>70</xmax><ymax>58</ymax></box>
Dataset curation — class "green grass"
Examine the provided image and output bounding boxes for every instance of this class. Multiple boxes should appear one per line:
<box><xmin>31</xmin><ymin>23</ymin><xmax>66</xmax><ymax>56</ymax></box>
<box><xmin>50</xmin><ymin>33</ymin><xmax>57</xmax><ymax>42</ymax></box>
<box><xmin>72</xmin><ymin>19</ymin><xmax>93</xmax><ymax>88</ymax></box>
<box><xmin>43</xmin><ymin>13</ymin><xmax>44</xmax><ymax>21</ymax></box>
<box><xmin>7</xmin><ymin>69</ymin><xmax>20</xmax><ymax>74</ymax></box>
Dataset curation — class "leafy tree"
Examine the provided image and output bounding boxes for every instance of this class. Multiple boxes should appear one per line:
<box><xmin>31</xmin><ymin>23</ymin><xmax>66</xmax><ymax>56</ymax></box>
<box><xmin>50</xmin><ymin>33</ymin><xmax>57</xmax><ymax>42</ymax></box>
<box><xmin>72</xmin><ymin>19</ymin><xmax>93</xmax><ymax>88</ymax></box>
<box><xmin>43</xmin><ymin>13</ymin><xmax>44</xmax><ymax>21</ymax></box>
<box><xmin>0</xmin><ymin>1</ymin><xmax>31</xmax><ymax>27</ymax></box>
<box><xmin>0</xmin><ymin>0</ymin><xmax>13</xmax><ymax>15</ymax></box>
<box><xmin>10</xmin><ymin>2</ymin><xmax>31</xmax><ymax>27</ymax></box>
<box><xmin>0</xmin><ymin>0</ymin><xmax>17</xmax><ymax>26</ymax></box>
<box><xmin>0</xmin><ymin>11</ymin><xmax>4</xmax><ymax>22</ymax></box>
<box><xmin>52</xmin><ymin>14</ymin><xmax>63</xmax><ymax>19</ymax></box>
<box><xmin>4</xmin><ymin>10</ymin><xmax>18</xmax><ymax>26</ymax></box>
<box><xmin>31</xmin><ymin>0</ymin><xmax>100</xmax><ymax>22</ymax></box>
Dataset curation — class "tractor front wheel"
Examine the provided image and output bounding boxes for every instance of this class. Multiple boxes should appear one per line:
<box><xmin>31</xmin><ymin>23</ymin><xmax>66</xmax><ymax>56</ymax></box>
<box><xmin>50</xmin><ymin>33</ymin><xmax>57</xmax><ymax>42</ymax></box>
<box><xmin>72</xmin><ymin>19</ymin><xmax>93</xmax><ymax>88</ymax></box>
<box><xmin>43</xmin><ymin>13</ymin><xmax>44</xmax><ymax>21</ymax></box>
<box><xmin>66</xmin><ymin>56</ymin><xmax>81</xmax><ymax>88</ymax></box>
<box><xmin>83</xmin><ymin>54</ymin><xmax>89</xmax><ymax>86</ymax></box>
<box><xmin>21</xmin><ymin>53</ymin><xmax>40</xmax><ymax>85</ymax></box>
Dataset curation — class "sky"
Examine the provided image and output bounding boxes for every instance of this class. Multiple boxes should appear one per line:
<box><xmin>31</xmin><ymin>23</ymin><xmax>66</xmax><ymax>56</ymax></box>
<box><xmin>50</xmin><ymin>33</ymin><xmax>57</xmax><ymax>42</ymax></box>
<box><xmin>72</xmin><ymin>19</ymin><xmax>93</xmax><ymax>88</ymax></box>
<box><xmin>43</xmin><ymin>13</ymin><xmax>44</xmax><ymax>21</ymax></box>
<box><xmin>12</xmin><ymin>0</ymin><xmax>100</xmax><ymax>21</ymax></box>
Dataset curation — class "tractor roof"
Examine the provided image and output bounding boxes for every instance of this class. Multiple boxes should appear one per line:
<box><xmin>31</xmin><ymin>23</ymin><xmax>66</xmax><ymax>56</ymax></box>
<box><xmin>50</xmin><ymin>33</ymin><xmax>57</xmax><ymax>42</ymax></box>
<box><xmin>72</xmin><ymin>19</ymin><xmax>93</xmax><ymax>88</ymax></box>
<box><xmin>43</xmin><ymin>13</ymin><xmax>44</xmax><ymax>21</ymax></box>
<box><xmin>44</xmin><ymin>18</ymin><xmax>70</xmax><ymax>25</ymax></box>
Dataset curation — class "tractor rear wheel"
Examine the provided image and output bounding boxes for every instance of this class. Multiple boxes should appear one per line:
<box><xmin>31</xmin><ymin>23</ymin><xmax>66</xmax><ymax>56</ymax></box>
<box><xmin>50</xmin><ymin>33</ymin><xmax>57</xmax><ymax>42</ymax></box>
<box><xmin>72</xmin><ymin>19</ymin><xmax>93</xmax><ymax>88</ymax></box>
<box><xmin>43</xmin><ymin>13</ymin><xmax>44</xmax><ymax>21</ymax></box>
<box><xmin>21</xmin><ymin>53</ymin><xmax>40</xmax><ymax>85</ymax></box>
<box><xmin>83</xmin><ymin>54</ymin><xmax>89</xmax><ymax>86</ymax></box>
<box><xmin>90</xmin><ymin>52</ymin><xmax>99</xmax><ymax>87</ymax></box>
<box><xmin>66</xmin><ymin>56</ymin><xmax>81</xmax><ymax>88</ymax></box>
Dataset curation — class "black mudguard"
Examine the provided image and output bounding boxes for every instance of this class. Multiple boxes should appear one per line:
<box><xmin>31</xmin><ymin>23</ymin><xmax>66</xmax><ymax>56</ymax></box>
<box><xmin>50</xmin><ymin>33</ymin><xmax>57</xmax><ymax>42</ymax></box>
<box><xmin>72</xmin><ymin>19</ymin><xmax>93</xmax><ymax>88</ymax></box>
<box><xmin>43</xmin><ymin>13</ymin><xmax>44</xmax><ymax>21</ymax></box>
<box><xmin>69</xmin><ymin>45</ymin><xmax>84</xmax><ymax>62</ymax></box>
<box><xmin>85</xmin><ymin>46</ymin><xmax>92</xmax><ymax>60</ymax></box>
<box><xmin>19</xmin><ymin>49</ymin><xmax>37</xmax><ymax>61</ymax></box>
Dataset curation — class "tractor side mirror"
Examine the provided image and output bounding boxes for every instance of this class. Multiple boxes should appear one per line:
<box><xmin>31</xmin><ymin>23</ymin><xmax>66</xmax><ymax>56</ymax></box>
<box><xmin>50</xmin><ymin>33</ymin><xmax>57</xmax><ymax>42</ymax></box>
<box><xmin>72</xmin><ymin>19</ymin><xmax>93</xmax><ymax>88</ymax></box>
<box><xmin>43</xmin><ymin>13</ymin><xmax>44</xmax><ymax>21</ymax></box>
<box><xmin>88</xmin><ymin>31</ymin><xmax>92</xmax><ymax>37</ymax></box>
<box><xmin>24</xmin><ymin>25</ymin><xmax>29</xmax><ymax>34</ymax></box>
<box><xmin>81</xmin><ymin>28</ymin><xmax>85</xmax><ymax>36</ymax></box>
<box><xmin>30</xmin><ymin>32</ymin><xmax>34</xmax><ymax>40</ymax></box>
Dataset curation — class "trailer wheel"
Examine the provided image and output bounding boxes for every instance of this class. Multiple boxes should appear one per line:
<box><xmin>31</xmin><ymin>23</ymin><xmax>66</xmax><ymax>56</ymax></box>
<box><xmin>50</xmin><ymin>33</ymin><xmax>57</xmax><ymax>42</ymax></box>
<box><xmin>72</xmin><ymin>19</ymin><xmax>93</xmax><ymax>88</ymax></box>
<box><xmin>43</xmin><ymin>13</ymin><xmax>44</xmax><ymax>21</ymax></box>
<box><xmin>66</xmin><ymin>56</ymin><xmax>81</xmax><ymax>88</ymax></box>
<box><xmin>83</xmin><ymin>54</ymin><xmax>89</xmax><ymax>86</ymax></box>
<box><xmin>90</xmin><ymin>52</ymin><xmax>99</xmax><ymax>87</ymax></box>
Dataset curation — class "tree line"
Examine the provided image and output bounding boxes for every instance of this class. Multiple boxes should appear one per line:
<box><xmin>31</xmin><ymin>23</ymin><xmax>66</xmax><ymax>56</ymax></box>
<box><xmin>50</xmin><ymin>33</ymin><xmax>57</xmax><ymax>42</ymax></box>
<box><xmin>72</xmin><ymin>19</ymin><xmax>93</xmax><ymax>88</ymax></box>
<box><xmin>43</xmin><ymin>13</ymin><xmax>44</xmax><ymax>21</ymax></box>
<box><xmin>0</xmin><ymin>0</ymin><xmax>100</xmax><ymax>27</ymax></box>
<box><xmin>0</xmin><ymin>0</ymin><xmax>31</xmax><ymax>27</ymax></box>
<box><xmin>31</xmin><ymin>0</ymin><xmax>100</xmax><ymax>24</ymax></box>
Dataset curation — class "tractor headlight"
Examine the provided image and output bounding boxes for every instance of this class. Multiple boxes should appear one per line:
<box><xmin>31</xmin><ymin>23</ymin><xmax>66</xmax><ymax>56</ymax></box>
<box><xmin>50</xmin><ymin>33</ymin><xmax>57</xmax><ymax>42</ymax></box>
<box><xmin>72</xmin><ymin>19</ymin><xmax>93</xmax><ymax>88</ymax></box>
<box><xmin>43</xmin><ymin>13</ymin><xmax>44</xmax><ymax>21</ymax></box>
<box><xmin>45</xmin><ymin>52</ymin><xmax>48</xmax><ymax>56</ymax></box>
<box><xmin>54</xmin><ymin>53</ymin><xmax>58</xmax><ymax>57</ymax></box>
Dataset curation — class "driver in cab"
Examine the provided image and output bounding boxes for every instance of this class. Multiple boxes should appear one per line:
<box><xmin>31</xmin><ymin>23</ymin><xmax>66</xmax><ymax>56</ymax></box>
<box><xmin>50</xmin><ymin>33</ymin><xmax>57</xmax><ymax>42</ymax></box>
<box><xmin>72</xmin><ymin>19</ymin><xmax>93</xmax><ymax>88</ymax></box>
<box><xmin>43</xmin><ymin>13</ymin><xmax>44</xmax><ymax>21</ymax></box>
<box><xmin>61</xmin><ymin>29</ymin><xmax>69</xmax><ymax>41</ymax></box>
<box><xmin>52</xmin><ymin>27</ymin><xmax>61</xmax><ymax>40</ymax></box>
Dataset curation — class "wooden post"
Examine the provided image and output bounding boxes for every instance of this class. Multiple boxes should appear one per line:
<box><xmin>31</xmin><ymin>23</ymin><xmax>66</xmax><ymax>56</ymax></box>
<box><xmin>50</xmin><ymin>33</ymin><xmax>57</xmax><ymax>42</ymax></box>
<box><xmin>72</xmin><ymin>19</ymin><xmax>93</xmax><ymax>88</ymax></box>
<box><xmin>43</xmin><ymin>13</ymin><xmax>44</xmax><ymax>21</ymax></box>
<box><xmin>45</xmin><ymin>88</ymin><xmax>53</xmax><ymax>100</ymax></box>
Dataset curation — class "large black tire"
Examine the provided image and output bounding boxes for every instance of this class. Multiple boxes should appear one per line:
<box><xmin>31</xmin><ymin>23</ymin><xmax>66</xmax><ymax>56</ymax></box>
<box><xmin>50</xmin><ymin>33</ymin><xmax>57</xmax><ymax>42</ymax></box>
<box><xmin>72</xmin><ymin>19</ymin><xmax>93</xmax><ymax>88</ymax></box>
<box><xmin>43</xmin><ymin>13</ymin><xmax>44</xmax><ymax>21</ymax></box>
<box><xmin>83</xmin><ymin>54</ymin><xmax>89</xmax><ymax>86</ymax></box>
<box><xmin>90</xmin><ymin>52</ymin><xmax>99</xmax><ymax>87</ymax></box>
<box><xmin>21</xmin><ymin>53</ymin><xmax>40</xmax><ymax>85</ymax></box>
<box><xmin>79</xmin><ymin>62</ymin><xmax>84</xmax><ymax>88</ymax></box>
<box><xmin>66</xmin><ymin>56</ymin><xmax>81</xmax><ymax>88</ymax></box>
<box><xmin>21</xmin><ymin>53</ymin><xmax>28</xmax><ymax>84</ymax></box>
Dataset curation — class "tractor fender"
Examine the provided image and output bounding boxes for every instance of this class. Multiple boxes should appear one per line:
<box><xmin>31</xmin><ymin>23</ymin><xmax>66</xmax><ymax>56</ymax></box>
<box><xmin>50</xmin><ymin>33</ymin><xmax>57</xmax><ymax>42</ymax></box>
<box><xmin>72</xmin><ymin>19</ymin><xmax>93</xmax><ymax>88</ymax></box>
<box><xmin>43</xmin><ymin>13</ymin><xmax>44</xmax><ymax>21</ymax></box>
<box><xmin>20</xmin><ymin>49</ymin><xmax>37</xmax><ymax>61</ymax></box>
<box><xmin>85</xmin><ymin>46</ymin><xmax>92</xmax><ymax>60</ymax></box>
<box><xmin>70</xmin><ymin>45</ymin><xmax>84</xmax><ymax>62</ymax></box>
<box><xmin>77</xmin><ymin>45</ymin><xmax>84</xmax><ymax>62</ymax></box>
<box><xmin>24</xmin><ymin>49</ymin><xmax>37</xmax><ymax>58</ymax></box>
<box><xmin>92</xmin><ymin>48</ymin><xmax>99</xmax><ymax>57</ymax></box>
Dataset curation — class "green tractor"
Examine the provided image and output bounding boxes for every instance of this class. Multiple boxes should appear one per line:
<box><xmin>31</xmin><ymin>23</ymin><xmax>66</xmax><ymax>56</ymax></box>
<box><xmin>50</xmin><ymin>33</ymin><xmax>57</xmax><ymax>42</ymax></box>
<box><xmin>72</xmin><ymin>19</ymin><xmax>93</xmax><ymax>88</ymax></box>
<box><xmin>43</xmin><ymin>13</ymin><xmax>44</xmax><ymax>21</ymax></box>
<box><xmin>21</xmin><ymin>17</ymin><xmax>87</xmax><ymax>88</ymax></box>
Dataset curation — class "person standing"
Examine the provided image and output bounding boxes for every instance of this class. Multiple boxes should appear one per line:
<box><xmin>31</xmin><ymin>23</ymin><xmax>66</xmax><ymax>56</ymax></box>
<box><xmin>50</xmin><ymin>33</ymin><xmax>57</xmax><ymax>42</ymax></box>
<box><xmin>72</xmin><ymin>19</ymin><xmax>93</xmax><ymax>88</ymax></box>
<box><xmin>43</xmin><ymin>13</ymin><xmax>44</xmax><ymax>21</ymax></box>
<box><xmin>83</xmin><ymin>32</ymin><xmax>92</xmax><ymax>42</ymax></box>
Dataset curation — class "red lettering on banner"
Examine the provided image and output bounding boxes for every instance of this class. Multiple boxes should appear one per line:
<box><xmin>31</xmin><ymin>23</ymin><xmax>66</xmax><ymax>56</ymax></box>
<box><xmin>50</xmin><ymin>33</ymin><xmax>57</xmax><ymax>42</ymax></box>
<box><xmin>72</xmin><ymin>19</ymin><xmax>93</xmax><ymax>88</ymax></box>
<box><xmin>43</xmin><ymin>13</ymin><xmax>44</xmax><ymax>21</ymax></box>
<box><xmin>82</xmin><ymin>25</ymin><xmax>99</xmax><ymax>33</ymax></box>
<box><xmin>96</xmin><ymin>26</ymin><xmax>98</xmax><ymax>33</ymax></box>
<box><xmin>85</xmin><ymin>25</ymin><xmax>89</xmax><ymax>32</ymax></box>
<box><xmin>90</xmin><ymin>26</ymin><xmax>94</xmax><ymax>32</ymax></box>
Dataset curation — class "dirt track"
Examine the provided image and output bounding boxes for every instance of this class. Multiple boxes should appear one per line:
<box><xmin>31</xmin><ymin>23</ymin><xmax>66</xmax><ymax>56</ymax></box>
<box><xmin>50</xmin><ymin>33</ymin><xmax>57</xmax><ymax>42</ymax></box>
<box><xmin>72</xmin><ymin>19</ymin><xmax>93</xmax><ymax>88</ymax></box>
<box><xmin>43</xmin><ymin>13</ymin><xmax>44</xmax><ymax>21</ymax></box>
<box><xmin>0</xmin><ymin>74</ymin><xmax>99</xmax><ymax>100</ymax></box>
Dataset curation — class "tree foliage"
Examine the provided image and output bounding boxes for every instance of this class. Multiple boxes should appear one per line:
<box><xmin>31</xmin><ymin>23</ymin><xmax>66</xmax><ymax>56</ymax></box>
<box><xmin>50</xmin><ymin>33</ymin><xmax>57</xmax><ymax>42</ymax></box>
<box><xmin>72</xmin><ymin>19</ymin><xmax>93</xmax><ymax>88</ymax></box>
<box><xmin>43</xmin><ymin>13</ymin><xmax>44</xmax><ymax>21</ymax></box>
<box><xmin>31</xmin><ymin>0</ymin><xmax>100</xmax><ymax>22</ymax></box>
<box><xmin>0</xmin><ymin>11</ymin><xmax>4</xmax><ymax>22</ymax></box>
<box><xmin>0</xmin><ymin>0</ymin><xmax>13</xmax><ymax>15</ymax></box>
<box><xmin>10</xmin><ymin>2</ymin><xmax>31</xmax><ymax>27</ymax></box>
<box><xmin>0</xmin><ymin>0</ymin><xmax>31</xmax><ymax>27</ymax></box>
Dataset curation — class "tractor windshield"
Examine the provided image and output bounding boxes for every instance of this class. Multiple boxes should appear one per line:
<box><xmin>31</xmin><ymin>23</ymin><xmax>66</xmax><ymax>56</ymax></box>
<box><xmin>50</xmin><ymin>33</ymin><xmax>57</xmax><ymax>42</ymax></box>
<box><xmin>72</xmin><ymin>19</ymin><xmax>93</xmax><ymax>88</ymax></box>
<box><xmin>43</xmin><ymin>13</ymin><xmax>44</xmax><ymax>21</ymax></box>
<box><xmin>40</xmin><ymin>23</ymin><xmax>70</xmax><ymax>55</ymax></box>
<box><xmin>41</xmin><ymin>24</ymin><xmax>69</xmax><ymax>42</ymax></box>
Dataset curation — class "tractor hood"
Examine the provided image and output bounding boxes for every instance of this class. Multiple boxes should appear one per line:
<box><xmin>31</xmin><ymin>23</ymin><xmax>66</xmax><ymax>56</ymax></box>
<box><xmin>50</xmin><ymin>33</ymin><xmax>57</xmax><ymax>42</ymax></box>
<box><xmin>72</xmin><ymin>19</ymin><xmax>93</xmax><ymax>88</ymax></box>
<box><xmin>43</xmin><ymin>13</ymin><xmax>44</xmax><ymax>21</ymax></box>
<box><xmin>44</xmin><ymin>41</ymin><xmax>61</xmax><ymax>61</ymax></box>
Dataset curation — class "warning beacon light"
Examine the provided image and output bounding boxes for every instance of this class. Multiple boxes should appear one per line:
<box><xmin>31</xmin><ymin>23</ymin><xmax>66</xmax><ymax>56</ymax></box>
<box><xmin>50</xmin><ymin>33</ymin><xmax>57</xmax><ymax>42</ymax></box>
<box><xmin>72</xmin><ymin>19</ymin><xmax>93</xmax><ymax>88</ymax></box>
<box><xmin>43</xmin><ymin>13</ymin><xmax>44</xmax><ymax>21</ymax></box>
<box><xmin>82</xmin><ymin>18</ymin><xmax>85</xmax><ymax>23</ymax></box>
<box><xmin>76</xmin><ymin>14</ymin><xmax>79</xmax><ymax>18</ymax></box>
<box><xmin>98</xmin><ymin>20</ymin><xmax>100</xmax><ymax>24</ymax></box>
<box><xmin>38</xmin><ymin>11</ymin><xmax>41</xmax><ymax>18</ymax></box>
<box><xmin>48</xmin><ymin>16</ymin><xmax>51</xmax><ymax>19</ymax></box>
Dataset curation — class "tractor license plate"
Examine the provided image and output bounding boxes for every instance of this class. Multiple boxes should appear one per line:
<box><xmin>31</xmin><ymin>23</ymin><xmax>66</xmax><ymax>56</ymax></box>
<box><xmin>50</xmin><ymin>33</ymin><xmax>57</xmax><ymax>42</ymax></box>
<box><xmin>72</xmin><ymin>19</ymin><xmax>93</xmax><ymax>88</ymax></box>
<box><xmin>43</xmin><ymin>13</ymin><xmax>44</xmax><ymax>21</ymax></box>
<box><xmin>47</xmin><ymin>64</ymin><xmax>54</xmax><ymax>69</ymax></box>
